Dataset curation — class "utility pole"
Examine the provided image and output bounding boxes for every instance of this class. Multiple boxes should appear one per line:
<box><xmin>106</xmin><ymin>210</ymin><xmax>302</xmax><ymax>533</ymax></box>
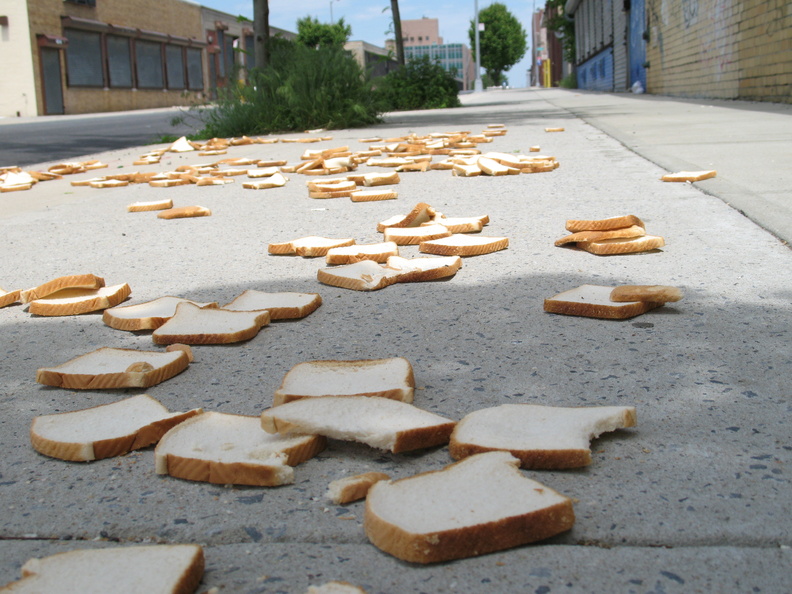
<box><xmin>474</xmin><ymin>0</ymin><xmax>483</xmax><ymax>92</ymax></box>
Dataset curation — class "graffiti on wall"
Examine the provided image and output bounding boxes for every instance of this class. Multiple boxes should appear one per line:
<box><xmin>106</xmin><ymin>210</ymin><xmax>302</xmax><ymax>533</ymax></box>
<box><xmin>681</xmin><ymin>0</ymin><xmax>699</xmax><ymax>28</ymax></box>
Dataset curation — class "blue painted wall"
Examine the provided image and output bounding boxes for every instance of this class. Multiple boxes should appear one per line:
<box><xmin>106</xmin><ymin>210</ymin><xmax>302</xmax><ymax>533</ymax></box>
<box><xmin>576</xmin><ymin>47</ymin><xmax>614</xmax><ymax>91</ymax></box>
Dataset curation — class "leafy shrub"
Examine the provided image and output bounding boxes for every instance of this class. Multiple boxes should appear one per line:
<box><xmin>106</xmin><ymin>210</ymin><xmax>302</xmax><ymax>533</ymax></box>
<box><xmin>196</xmin><ymin>40</ymin><xmax>381</xmax><ymax>138</ymax></box>
<box><xmin>376</xmin><ymin>55</ymin><xmax>461</xmax><ymax>111</ymax></box>
<box><xmin>559</xmin><ymin>72</ymin><xmax>577</xmax><ymax>89</ymax></box>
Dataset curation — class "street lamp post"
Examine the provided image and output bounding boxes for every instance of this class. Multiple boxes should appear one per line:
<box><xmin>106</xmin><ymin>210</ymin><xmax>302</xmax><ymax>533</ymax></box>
<box><xmin>474</xmin><ymin>0</ymin><xmax>483</xmax><ymax>92</ymax></box>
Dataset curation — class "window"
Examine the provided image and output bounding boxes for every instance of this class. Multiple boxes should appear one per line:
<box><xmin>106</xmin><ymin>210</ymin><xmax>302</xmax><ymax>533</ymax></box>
<box><xmin>186</xmin><ymin>48</ymin><xmax>203</xmax><ymax>90</ymax></box>
<box><xmin>165</xmin><ymin>45</ymin><xmax>185</xmax><ymax>89</ymax></box>
<box><xmin>65</xmin><ymin>29</ymin><xmax>103</xmax><ymax>86</ymax></box>
<box><xmin>66</xmin><ymin>0</ymin><xmax>96</xmax><ymax>5</ymax></box>
<box><xmin>136</xmin><ymin>40</ymin><xmax>163</xmax><ymax>88</ymax></box>
<box><xmin>106</xmin><ymin>35</ymin><xmax>132</xmax><ymax>88</ymax></box>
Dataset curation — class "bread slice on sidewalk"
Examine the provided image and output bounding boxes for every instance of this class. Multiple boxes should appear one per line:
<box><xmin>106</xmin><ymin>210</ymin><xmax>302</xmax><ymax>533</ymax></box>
<box><xmin>610</xmin><ymin>285</ymin><xmax>683</xmax><ymax>303</ymax></box>
<box><xmin>419</xmin><ymin>234</ymin><xmax>508</xmax><ymax>256</ymax></box>
<box><xmin>274</xmin><ymin>358</ymin><xmax>415</xmax><ymax>406</ymax></box>
<box><xmin>317</xmin><ymin>260</ymin><xmax>404</xmax><ymax>291</ymax></box>
<box><xmin>326</xmin><ymin>472</ymin><xmax>391</xmax><ymax>504</ymax></box>
<box><xmin>222</xmin><ymin>290</ymin><xmax>322</xmax><ymax>319</ymax></box>
<box><xmin>36</xmin><ymin>346</ymin><xmax>192</xmax><ymax>389</ymax></box>
<box><xmin>376</xmin><ymin>203</ymin><xmax>436</xmax><ymax>232</ymax></box>
<box><xmin>384</xmin><ymin>255</ymin><xmax>462</xmax><ymax>282</ymax></box>
<box><xmin>325</xmin><ymin>242</ymin><xmax>399</xmax><ymax>265</ymax></box>
<box><xmin>364</xmin><ymin>451</ymin><xmax>575</xmax><ymax>563</ymax></box>
<box><xmin>127</xmin><ymin>199</ymin><xmax>173</xmax><ymax>212</ymax></box>
<box><xmin>0</xmin><ymin>544</ymin><xmax>205</xmax><ymax>593</ymax></box>
<box><xmin>565</xmin><ymin>215</ymin><xmax>644</xmax><ymax>233</ymax></box>
<box><xmin>28</xmin><ymin>283</ymin><xmax>131</xmax><ymax>316</ymax></box>
<box><xmin>306</xmin><ymin>581</ymin><xmax>368</xmax><ymax>594</ymax></box>
<box><xmin>20</xmin><ymin>274</ymin><xmax>105</xmax><ymax>304</ymax></box>
<box><xmin>261</xmin><ymin>396</ymin><xmax>455</xmax><ymax>453</ymax></box>
<box><xmin>157</xmin><ymin>206</ymin><xmax>211</xmax><ymax>219</ymax></box>
<box><xmin>425</xmin><ymin>215</ymin><xmax>487</xmax><ymax>234</ymax></box>
<box><xmin>449</xmin><ymin>404</ymin><xmax>637</xmax><ymax>468</ymax></box>
<box><xmin>30</xmin><ymin>394</ymin><xmax>202</xmax><ymax>462</ymax></box>
<box><xmin>103</xmin><ymin>297</ymin><xmax>219</xmax><ymax>331</ymax></box>
<box><xmin>544</xmin><ymin>284</ymin><xmax>663</xmax><ymax>319</ymax></box>
<box><xmin>155</xmin><ymin>411</ymin><xmax>325</xmax><ymax>486</ymax></box>
<box><xmin>0</xmin><ymin>287</ymin><xmax>21</xmax><ymax>308</ymax></box>
<box><xmin>661</xmin><ymin>170</ymin><xmax>716</xmax><ymax>182</ymax></box>
<box><xmin>576</xmin><ymin>235</ymin><xmax>665</xmax><ymax>255</ymax></box>
<box><xmin>268</xmin><ymin>236</ymin><xmax>356</xmax><ymax>257</ymax></box>
<box><xmin>350</xmin><ymin>189</ymin><xmax>398</xmax><ymax>202</ymax></box>
<box><xmin>554</xmin><ymin>225</ymin><xmax>646</xmax><ymax>246</ymax></box>
<box><xmin>383</xmin><ymin>224</ymin><xmax>451</xmax><ymax>245</ymax></box>
<box><xmin>152</xmin><ymin>302</ymin><xmax>269</xmax><ymax>345</ymax></box>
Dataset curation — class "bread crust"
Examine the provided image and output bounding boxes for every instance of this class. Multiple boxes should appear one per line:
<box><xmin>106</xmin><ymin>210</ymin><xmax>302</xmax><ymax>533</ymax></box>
<box><xmin>554</xmin><ymin>225</ymin><xmax>646</xmax><ymax>246</ymax></box>
<box><xmin>565</xmin><ymin>215</ymin><xmax>644</xmax><ymax>232</ymax></box>
<box><xmin>157</xmin><ymin>206</ymin><xmax>211</xmax><ymax>219</ymax></box>
<box><xmin>0</xmin><ymin>288</ymin><xmax>21</xmax><ymax>308</ymax></box>
<box><xmin>577</xmin><ymin>235</ymin><xmax>665</xmax><ymax>255</ymax></box>
<box><xmin>544</xmin><ymin>296</ymin><xmax>660</xmax><ymax>319</ymax></box>
<box><xmin>36</xmin><ymin>347</ymin><xmax>191</xmax><ymax>389</ymax></box>
<box><xmin>28</xmin><ymin>283</ymin><xmax>131</xmax><ymax>316</ymax></box>
<box><xmin>327</xmin><ymin>472</ymin><xmax>391</xmax><ymax>504</ymax></box>
<box><xmin>419</xmin><ymin>236</ymin><xmax>508</xmax><ymax>257</ymax></box>
<box><xmin>364</xmin><ymin>455</ymin><xmax>575</xmax><ymax>563</ymax></box>
<box><xmin>610</xmin><ymin>285</ymin><xmax>683</xmax><ymax>303</ymax></box>
<box><xmin>21</xmin><ymin>274</ymin><xmax>105</xmax><ymax>304</ymax></box>
<box><xmin>152</xmin><ymin>306</ymin><xmax>270</xmax><ymax>345</ymax></box>
<box><xmin>448</xmin><ymin>442</ymin><xmax>592</xmax><ymax>469</ymax></box>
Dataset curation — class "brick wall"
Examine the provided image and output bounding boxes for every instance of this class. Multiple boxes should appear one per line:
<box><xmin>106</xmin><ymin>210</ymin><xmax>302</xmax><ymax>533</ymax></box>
<box><xmin>26</xmin><ymin>0</ymin><xmax>205</xmax><ymax>115</ymax></box>
<box><xmin>646</xmin><ymin>0</ymin><xmax>791</xmax><ymax>103</ymax></box>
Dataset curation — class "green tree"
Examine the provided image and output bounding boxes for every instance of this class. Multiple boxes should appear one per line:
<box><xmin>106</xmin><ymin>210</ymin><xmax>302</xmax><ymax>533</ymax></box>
<box><xmin>468</xmin><ymin>2</ymin><xmax>526</xmax><ymax>86</ymax></box>
<box><xmin>296</xmin><ymin>15</ymin><xmax>352</xmax><ymax>47</ymax></box>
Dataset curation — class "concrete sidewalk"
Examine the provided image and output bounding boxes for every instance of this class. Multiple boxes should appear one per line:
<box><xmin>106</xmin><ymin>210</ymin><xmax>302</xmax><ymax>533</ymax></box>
<box><xmin>0</xmin><ymin>89</ymin><xmax>789</xmax><ymax>593</ymax></box>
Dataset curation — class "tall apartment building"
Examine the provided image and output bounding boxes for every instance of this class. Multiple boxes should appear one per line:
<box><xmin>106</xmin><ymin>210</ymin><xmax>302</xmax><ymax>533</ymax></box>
<box><xmin>391</xmin><ymin>17</ymin><xmax>476</xmax><ymax>91</ymax></box>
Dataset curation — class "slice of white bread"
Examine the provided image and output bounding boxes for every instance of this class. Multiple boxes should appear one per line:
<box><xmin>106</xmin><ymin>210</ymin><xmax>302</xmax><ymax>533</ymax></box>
<box><xmin>350</xmin><ymin>189</ymin><xmax>398</xmax><ymax>202</ymax></box>
<box><xmin>36</xmin><ymin>346</ymin><xmax>192</xmax><ymax>389</ymax></box>
<box><xmin>384</xmin><ymin>255</ymin><xmax>463</xmax><ymax>282</ymax></box>
<box><xmin>449</xmin><ymin>404</ymin><xmax>637</xmax><ymax>468</ymax></box>
<box><xmin>127</xmin><ymin>199</ymin><xmax>173</xmax><ymax>212</ymax></box>
<box><xmin>268</xmin><ymin>236</ymin><xmax>356</xmax><ymax>257</ymax></box>
<box><xmin>222</xmin><ymin>290</ymin><xmax>322</xmax><ymax>319</ymax></box>
<box><xmin>102</xmin><ymin>297</ymin><xmax>219</xmax><ymax>331</ymax></box>
<box><xmin>554</xmin><ymin>225</ymin><xmax>646</xmax><ymax>246</ymax></box>
<box><xmin>565</xmin><ymin>215</ymin><xmax>644</xmax><ymax>233</ymax></box>
<box><xmin>157</xmin><ymin>206</ymin><xmax>212</xmax><ymax>219</ymax></box>
<box><xmin>326</xmin><ymin>472</ymin><xmax>391</xmax><ymax>504</ymax></box>
<box><xmin>274</xmin><ymin>358</ymin><xmax>415</xmax><ymax>406</ymax></box>
<box><xmin>155</xmin><ymin>411</ymin><xmax>325</xmax><ymax>486</ymax></box>
<box><xmin>28</xmin><ymin>283</ymin><xmax>131</xmax><ymax>316</ymax></box>
<box><xmin>306</xmin><ymin>582</ymin><xmax>368</xmax><ymax>594</ymax></box>
<box><xmin>610</xmin><ymin>285</ymin><xmax>683</xmax><ymax>302</ymax></box>
<box><xmin>419</xmin><ymin>234</ymin><xmax>508</xmax><ymax>256</ymax></box>
<box><xmin>0</xmin><ymin>544</ymin><xmax>204</xmax><ymax>593</ymax></box>
<box><xmin>544</xmin><ymin>284</ymin><xmax>663</xmax><ymax>319</ymax></box>
<box><xmin>325</xmin><ymin>242</ymin><xmax>399</xmax><ymax>265</ymax></box>
<box><xmin>317</xmin><ymin>260</ymin><xmax>404</xmax><ymax>291</ymax></box>
<box><xmin>376</xmin><ymin>203</ymin><xmax>436</xmax><ymax>232</ymax></box>
<box><xmin>30</xmin><ymin>394</ymin><xmax>202</xmax><ymax>462</ymax></box>
<box><xmin>21</xmin><ymin>274</ymin><xmax>105</xmax><ymax>304</ymax></box>
<box><xmin>661</xmin><ymin>170</ymin><xmax>716</xmax><ymax>182</ymax></box>
<box><xmin>383</xmin><ymin>224</ymin><xmax>452</xmax><ymax>245</ymax></box>
<box><xmin>0</xmin><ymin>287</ymin><xmax>21</xmax><ymax>308</ymax></box>
<box><xmin>576</xmin><ymin>235</ymin><xmax>665</xmax><ymax>255</ymax></box>
<box><xmin>364</xmin><ymin>451</ymin><xmax>575</xmax><ymax>563</ymax></box>
<box><xmin>424</xmin><ymin>216</ymin><xmax>486</xmax><ymax>234</ymax></box>
<box><xmin>152</xmin><ymin>302</ymin><xmax>270</xmax><ymax>345</ymax></box>
<box><xmin>261</xmin><ymin>396</ymin><xmax>455</xmax><ymax>453</ymax></box>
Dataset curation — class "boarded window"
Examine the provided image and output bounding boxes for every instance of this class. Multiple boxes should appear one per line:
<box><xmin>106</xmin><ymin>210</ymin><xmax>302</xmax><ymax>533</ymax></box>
<box><xmin>165</xmin><ymin>45</ymin><xmax>185</xmax><ymax>89</ymax></box>
<box><xmin>107</xmin><ymin>35</ymin><xmax>132</xmax><ymax>88</ymax></box>
<box><xmin>186</xmin><ymin>48</ymin><xmax>204</xmax><ymax>90</ymax></box>
<box><xmin>65</xmin><ymin>29</ymin><xmax>103</xmax><ymax>87</ymax></box>
<box><xmin>136</xmin><ymin>40</ymin><xmax>164</xmax><ymax>88</ymax></box>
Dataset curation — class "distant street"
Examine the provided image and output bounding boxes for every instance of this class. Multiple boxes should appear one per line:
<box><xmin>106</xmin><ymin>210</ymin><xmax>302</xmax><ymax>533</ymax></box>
<box><xmin>0</xmin><ymin>107</ymin><xmax>202</xmax><ymax>168</ymax></box>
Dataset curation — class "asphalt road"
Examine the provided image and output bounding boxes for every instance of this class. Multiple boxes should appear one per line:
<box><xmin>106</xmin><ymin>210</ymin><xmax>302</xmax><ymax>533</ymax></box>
<box><xmin>0</xmin><ymin>107</ymin><xmax>202</xmax><ymax>168</ymax></box>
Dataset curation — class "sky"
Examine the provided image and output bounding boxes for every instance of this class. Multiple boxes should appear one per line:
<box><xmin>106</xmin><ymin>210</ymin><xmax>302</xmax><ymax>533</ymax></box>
<box><xmin>198</xmin><ymin>0</ymin><xmax>537</xmax><ymax>87</ymax></box>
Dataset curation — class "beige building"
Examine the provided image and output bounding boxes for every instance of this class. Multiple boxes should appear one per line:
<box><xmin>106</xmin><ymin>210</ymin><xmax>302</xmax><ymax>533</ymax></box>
<box><xmin>0</xmin><ymin>0</ymin><xmax>208</xmax><ymax>116</ymax></box>
<box><xmin>401</xmin><ymin>17</ymin><xmax>443</xmax><ymax>46</ymax></box>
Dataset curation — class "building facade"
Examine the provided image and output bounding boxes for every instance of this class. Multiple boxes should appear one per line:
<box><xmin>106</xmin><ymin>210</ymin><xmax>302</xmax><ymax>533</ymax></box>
<box><xmin>0</xmin><ymin>0</ymin><xmax>208</xmax><ymax>117</ymax></box>
<box><xmin>390</xmin><ymin>17</ymin><xmax>476</xmax><ymax>91</ymax></box>
<box><xmin>345</xmin><ymin>41</ymin><xmax>399</xmax><ymax>79</ymax></box>
<box><xmin>565</xmin><ymin>0</ymin><xmax>791</xmax><ymax>102</ymax></box>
